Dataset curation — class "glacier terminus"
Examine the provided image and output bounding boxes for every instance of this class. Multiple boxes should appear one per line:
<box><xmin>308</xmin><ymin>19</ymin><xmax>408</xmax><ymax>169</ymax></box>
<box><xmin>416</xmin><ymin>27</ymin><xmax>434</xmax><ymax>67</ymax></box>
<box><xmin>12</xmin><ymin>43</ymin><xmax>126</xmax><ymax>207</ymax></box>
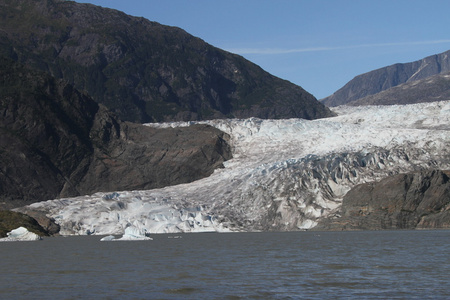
<box><xmin>19</xmin><ymin>101</ymin><xmax>450</xmax><ymax>235</ymax></box>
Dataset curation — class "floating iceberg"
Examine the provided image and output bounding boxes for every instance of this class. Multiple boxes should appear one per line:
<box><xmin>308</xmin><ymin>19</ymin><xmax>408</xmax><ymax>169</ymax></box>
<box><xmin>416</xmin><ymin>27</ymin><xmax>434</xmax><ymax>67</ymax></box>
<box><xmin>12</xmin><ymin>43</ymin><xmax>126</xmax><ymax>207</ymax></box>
<box><xmin>100</xmin><ymin>225</ymin><xmax>152</xmax><ymax>241</ymax></box>
<box><xmin>121</xmin><ymin>225</ymin><xmax>152</xmax><ymax>240</ymax></box>
<box><xmin>0</xmin><ymin>227</ymin><xmax>42</xmax><ymax>242</ymax></box>
<box><xmin>100</xmin><ymin>235</ymin><xmax>116</xmax><ymax>241</ymax></box>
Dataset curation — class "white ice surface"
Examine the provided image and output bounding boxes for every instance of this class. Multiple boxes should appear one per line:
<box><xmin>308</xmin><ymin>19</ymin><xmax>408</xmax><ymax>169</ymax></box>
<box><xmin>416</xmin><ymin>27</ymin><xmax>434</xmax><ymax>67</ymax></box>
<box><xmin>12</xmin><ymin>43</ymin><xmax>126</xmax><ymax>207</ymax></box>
<box><xmin>100</xmin><ymin>223</ymin><xmax>153</xmax><ymax>241</ymax></box>
<box><xmin>0</xmin><ymin>227</ymin><xmax>42</xmax><ymax>242</ymax></box>
<box><xmin>23</xmin><ymin>101</ymin><xmax>450</xmax><ymax>235</ymax></box>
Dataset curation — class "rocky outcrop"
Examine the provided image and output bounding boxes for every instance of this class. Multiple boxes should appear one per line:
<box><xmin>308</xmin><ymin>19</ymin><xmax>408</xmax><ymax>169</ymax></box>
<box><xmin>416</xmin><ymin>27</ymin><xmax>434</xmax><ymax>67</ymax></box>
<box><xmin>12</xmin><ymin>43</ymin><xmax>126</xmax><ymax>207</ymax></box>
<box><xmin>0</xmin><ymin>58</ymin><xmax>232</xmax><ymax>209</ymax></box>
<box><xmin>316</xmin><ymin>170</ymin><xmax>450</xmax><ymax>230</ymax></box>
<box><xmin>321</xmin><ymin>50</ymin><xmax>450</xmax><ymax>107</ymax></box>
<box><xmin>0</xmin><ymin>0</ymin><xmax>334</xmax><ymax>122</ymax></box>
<box><xmin>0</xmin><ymin>210</ymin><xmax>49</xmax><ymax>237</ymax></box>
<box><xmin>79</xmin><ymin>121</ymin><xmax>231</xmax><ymax>195</ymax></box>
<box><xmin>15</xmin><ymin>210</ymin><xmax>60</xmax><ymax>236</ymax></box>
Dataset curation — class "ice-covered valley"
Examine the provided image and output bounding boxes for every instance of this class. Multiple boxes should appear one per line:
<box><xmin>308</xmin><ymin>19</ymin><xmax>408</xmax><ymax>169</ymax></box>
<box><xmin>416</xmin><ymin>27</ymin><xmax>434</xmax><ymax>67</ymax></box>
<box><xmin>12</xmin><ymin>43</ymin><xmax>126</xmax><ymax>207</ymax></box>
<box><xmin>20</xmin><ymin>101</ymin><xmax>450</xmax><ymax>235</ymax></box>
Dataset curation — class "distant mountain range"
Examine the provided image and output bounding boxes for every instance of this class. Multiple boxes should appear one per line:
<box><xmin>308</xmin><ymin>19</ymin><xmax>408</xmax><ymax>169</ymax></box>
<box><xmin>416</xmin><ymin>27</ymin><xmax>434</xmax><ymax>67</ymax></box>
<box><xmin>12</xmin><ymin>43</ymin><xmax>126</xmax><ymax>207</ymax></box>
<box><xmin>321</xmin><ymin>49</ymin><xmax>450</xmax><ymax>106</ymax></box>
<box><xmin>343</xmin><ymin>71</ymin><xmax>450</xmax><ymax>106</ymax></box>
<box><xmin>0</xmin><ymin>0</ymin><xmax>333</xmax><ymax>122</ymax></box>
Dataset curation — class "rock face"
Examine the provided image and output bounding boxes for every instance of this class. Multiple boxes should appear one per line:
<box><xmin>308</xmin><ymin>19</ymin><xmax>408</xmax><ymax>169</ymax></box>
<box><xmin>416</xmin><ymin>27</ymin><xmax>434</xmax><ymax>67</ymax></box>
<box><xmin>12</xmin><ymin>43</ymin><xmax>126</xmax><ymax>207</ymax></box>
<box><xmin>80</xmin><ymin>122</ymin><xmax>231</xmax><ymax>195</ymax></box>
<box><xmin>0</xmin><ymin>0</ymin><xmax>334</xmax><ymax>122</ymax></box>
<box><xmin>321</xmin><ymin>50</ymin><xmax>450</xmax><ymax>107</ymax></box>
<box><xmin>0</xmin><ymin>210</ymin><xmax>49</xmax><ymax>237</ymax></box>
<box><xmin>316</xmin><ymin>170</ymin><xmax>450</xmax><ymax>230</ymax></box>
<box><xmin>15</xmin><ymin>210</ymin><xmax>60</xmax><ymax>236</ymax></box>
<box><xmin>0</xmin><ymin>58</ymin><xmax>232</xmax><ymax>209</ymax></box>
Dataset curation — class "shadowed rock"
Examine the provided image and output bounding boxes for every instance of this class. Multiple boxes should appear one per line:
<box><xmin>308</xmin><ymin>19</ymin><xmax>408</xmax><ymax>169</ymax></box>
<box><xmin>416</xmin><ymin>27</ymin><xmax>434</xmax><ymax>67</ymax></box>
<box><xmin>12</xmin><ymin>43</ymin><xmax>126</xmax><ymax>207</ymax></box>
<box><xmin>316</xmin><ymin>170</ymin><xmax>450</xmax><ymax>230</ymax></box>
<box><xmin>0</xmin><ymin>58</ymin><xmax>231</xmax><ymax>209</ymax></box>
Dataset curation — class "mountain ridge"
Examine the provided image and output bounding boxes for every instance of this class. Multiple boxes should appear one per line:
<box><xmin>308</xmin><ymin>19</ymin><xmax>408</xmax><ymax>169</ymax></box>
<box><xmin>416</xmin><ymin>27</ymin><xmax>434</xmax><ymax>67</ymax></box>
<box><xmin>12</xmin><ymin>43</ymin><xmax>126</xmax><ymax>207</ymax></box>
<box><xmin>343</xmin><ymin>71</ymin><xmax>450</xmax><ymax>106</ymax></box>
<box><xmin>321</xmin><ymin>49</ymin><xmax>450</xmax><ymax>107</ymax></box>
<box><xmin>0</xmin><ymin>0</ymin><xmax>334</xmax><ymax>122</ymax></box>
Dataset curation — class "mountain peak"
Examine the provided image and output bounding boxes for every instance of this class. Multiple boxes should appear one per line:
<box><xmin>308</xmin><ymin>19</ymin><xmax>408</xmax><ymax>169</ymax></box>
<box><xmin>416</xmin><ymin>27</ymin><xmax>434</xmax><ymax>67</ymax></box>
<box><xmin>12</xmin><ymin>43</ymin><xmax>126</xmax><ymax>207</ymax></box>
<box><xmin>0</xmin><ymin>0</ymin><xmax>334</xmax><ymax>122</ymax></box>
<box><xmin>321</xmin><ymin>49</ymin><xmax>450</xmax><ymax>107</ymax></box>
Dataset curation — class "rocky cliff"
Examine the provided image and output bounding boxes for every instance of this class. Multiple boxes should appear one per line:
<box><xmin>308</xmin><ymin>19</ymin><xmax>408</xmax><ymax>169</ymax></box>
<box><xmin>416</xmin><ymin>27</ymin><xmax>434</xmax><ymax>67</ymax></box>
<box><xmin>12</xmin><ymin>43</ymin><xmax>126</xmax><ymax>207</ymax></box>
<box><xmin>0</xmin><ymin>58</ymin><xmax>231</xmax><ymax>209</ymax></box>
<box><xmin>321</xmin><ymin>49</ymin><xmax>450</xmax><ymax>107</ymax></box>
<box><xmin>316</xmin><ymin>170</ymin><xmax>450</xmax><ymax>230</ymax></box>
<box><xmin>0</xmin><ymin>0</ymin><xmax>333</xmax><ymax>122</ymax></box>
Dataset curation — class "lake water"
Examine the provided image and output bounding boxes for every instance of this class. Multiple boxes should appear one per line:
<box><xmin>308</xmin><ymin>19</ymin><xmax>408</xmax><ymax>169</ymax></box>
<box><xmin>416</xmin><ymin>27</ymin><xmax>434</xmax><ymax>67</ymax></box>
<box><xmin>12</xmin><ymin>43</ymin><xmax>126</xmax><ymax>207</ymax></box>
<box><xmin>0</xmin><ymin>230</ymin><xmax>449</xmax><ymax>299</ymax></box>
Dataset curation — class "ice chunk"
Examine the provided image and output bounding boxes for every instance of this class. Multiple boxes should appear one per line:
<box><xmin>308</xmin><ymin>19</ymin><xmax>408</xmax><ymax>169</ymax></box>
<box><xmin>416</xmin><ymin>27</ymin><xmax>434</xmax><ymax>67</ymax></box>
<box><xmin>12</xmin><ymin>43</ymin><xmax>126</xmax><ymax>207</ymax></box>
<box><xmin>0</xmin><ymin>227</ymin><xmax>42</xmax><ymax>242</ymax></box>
<box><xmin>100</xmin><ymin>225</ymin><xmax>152</xmax><ymax>241</ymax></box>
<box><xmin>100</xmin><ymin>235</ymin><xmax>116</xmax><ymax>241</ymax></box>
<box><xmin>120</xmin><ymin>225</ymin><xmax>152</xmax><ymax>240</ymax></box>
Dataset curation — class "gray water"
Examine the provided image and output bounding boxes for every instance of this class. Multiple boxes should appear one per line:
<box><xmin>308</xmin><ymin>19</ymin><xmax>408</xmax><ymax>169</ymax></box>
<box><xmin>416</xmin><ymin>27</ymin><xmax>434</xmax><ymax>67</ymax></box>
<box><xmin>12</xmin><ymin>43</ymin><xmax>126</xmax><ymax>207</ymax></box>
<box><xmin>0</xmin><ymin>230</ymin><xmax>449</xmax><ymax>299</ymax></box>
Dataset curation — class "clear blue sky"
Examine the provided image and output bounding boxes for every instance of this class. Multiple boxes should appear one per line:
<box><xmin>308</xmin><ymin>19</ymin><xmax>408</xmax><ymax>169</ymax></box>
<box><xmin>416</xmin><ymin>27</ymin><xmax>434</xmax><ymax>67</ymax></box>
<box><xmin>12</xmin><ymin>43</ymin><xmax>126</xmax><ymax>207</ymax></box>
<box><xmin>77</xmin><ymin>0</ymin><xmax>450</xmax><ymax>99</ymax></box>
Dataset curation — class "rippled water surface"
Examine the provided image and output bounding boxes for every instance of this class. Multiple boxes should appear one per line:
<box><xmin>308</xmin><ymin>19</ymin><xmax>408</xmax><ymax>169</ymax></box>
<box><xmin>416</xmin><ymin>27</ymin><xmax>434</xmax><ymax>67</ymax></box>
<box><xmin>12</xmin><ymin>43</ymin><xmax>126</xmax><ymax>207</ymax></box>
<box><xmin>1</xmin><ymin>230</ymin><xmax>449</xmax><ymax>299</ymax></box>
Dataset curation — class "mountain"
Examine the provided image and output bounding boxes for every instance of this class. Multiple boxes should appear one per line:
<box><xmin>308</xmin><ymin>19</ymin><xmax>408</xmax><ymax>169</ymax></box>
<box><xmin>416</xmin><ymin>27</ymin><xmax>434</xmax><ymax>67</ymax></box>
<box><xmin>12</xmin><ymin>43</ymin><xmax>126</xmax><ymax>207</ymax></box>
<box><xmin>0</xmin><ymin>58</ymin><xmax>231</xmax><ymax>209</ymax></box>
<box><xmin>0</xmin><ymin>0</ymin><xmax>334</xmax><ymax>122</ymax></box>
<box><xmin>17</xmin><ymin>101</ymin><xmax>450</xmax><ymax>235</ymax></box>
<box><xmin>344</xmin><ymin>71</ymin><xmax>450</xmax><ymax>106</ymax></box>
<box><xmin>321</xmin><ymin>49</ymin><xmax>450</xmax><ymax>107</ymax></box>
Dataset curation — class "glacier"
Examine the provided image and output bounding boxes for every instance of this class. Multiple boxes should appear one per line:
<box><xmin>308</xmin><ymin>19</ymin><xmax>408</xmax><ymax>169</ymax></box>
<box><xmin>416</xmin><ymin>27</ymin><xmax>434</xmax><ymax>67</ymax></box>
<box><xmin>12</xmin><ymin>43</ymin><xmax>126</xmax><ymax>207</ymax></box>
<box><xmin>20</xmin><ymin>101</ymin><xmax>450</xmax><ymax>235</ymax></box>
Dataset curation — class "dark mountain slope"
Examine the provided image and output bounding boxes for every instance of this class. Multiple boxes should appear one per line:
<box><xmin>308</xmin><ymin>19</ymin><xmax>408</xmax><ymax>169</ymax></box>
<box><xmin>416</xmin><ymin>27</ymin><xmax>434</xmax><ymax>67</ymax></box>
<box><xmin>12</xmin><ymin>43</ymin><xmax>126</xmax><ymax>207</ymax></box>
<box><xmin>0</xmin><ymin>58</ymin><xmax>231</xmax><ymax>209</ymax></box>
<box><xmin>0</xmin><ymin>0</ymin><xmax>334</xmax><ymax>122</ymax></box>
<box><xmin>346</xmin><ymin>71</ymin><xmax>450</xmax><ymax>106</ymax></box>
<box><xmin>0</xmin><ymin>58</ymin><xmax>97</xmax><ymax>207</ymax></box>
<box><xmin>321</xmin><ymin>50</ymin><xmax>450</xmax><ymax>107</ymax></box>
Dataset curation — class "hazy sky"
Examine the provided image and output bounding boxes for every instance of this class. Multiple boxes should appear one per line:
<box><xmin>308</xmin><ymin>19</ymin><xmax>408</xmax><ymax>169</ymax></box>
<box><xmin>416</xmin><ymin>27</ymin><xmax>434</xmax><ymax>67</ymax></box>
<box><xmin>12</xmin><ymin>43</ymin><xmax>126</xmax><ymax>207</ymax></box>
<box><xmin>78</xmin><ymin>0</ymin><xmax>450</xmax><ymax>99</ymax></box>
